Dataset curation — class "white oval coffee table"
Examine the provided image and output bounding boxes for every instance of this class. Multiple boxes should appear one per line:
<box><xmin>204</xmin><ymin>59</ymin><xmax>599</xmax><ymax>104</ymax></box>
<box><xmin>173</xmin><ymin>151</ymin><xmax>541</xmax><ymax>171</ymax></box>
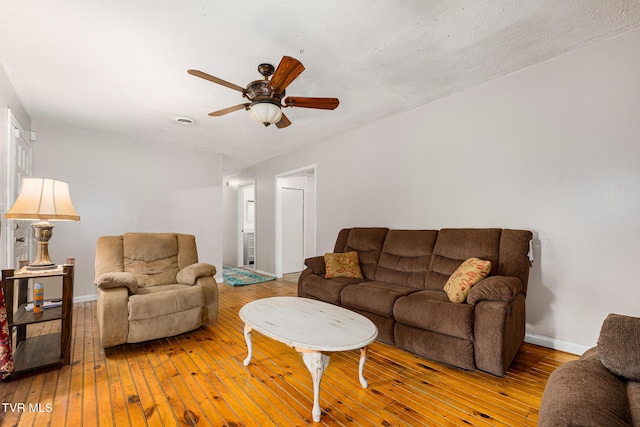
<box><xmin>239</xmin><ymin>296</ymin><xmax>378</xmax><ymax>422</ymax></box>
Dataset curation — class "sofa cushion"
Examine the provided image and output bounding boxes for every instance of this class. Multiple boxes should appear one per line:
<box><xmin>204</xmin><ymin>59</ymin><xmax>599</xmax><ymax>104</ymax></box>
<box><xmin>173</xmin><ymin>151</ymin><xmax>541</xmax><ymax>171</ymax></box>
<box><xmin>425</xmin><ymin>228</ymin><xmax>501</xmax><ymax>291</ymax></box>
<box><xmin>324</xmin><ymin>251</ymin><xmax>363</xmax><ymax>279</ymax></box>
<box><xmin>444</xmin><ymin>258</ymin><xmax>492</xmax><ymax>303</ymax></box>
<box><xmin>124</xmin><ymin>233</ymin><xmax>180</xmax><ymax>287</ymax></box>
<box><xmin>343</xmin><ymin>228</ymin><xmax>389</xmax><ymax>280</ymax></box>
<box><xmin>497</xmin><ymin>229</ymin><xmax>534</xmax><ymax>295</ymax></box>
<box><xmin>95</xmin><ymin>235</ymin><xmax>125</xmax><ymax>276</ymax></box>
<box><xmin>394</xmin><ymin>290</ymin><xmax>475</xmax><ymax>341</ymax></box>
<box><xmin>598</xmin><ymin>313</ymin><xmax>640</xmax><ymax>381</ymax></box>
<box><xmin>374</xmin><ymin>230</ymin><xmax>438</xmax><ymax>289</ymax></box>
<box><xmin>176</xmin><ymin>233</ymin><xmax>199</xmax><ymax>269</ymax></box>
<box><xmin>300</xmin><ymin>274</ymin><xmax>366</xmax><ymax>304</ymax></box>
<box><xmin>340</xmin><ymin>281</ymin><xmax>418</xmax><ymax>318</ymax></box>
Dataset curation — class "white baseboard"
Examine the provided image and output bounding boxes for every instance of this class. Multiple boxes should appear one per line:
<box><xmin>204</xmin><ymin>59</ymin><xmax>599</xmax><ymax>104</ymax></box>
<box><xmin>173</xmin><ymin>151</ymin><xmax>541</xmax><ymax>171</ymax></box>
<box><xmin>254</xmin><ymin>269</ymin><xmax>275</xmax><ymax>277</ymax></box>
<box><xmin>73</xmin><ymin>294</ymin><xmax>97</xmax><ymax>303</ymax></box>
<box><xmin>525</xmin><ymin>332</ymin><xmax>590</xmax><ymax>355</ymax></box>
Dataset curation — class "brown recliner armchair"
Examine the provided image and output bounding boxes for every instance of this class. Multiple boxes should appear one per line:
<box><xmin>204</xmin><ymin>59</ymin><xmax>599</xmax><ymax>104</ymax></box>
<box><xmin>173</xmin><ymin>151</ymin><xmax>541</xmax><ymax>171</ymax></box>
<box><xmin>94</xmin><ymin>232</ymin><xmax>219</xmax><ymax>347</ymax></box>
<box><xmin>539</xmin><ymin>313</ymin><xmax>640</xmax><ymax>426</ymax></box>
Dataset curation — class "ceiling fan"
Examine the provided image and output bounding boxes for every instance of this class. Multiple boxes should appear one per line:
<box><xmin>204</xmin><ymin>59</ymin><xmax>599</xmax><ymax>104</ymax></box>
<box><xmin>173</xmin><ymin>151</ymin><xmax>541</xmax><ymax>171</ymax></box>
<box><xmin>188</xmin><ymin>56</ymin><xmax>339</xmax><ymax>128</ymax></box>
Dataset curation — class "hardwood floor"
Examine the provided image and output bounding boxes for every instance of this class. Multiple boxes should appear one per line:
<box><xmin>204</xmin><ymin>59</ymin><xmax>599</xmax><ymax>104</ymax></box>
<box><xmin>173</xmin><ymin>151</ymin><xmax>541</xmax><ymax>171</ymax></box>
<box><xmin>0</xmin><ymin>279</ymin><xmax>577</xmax><ymax>426</ymax></box>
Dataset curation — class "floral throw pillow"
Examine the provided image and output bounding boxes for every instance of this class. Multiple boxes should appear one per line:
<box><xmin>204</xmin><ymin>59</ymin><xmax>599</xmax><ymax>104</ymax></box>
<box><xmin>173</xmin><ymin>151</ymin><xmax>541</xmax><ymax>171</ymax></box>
<box><xmin>324</xmin><ymin>251</ymin><xmax>364</xmax><ymax>279</ymax></box>
<box><xmin>444</xmin><ymin>257</ymin><xmax>492</xmax><ymax>303</ymax></box>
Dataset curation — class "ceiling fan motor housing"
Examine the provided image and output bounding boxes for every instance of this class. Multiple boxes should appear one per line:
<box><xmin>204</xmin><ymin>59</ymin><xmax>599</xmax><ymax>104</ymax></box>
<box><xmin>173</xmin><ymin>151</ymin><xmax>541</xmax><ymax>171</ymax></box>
<box><xmin>246</xmin><ymin>79</ymin><xmax>284</xmax><ymax>125</ymax></box>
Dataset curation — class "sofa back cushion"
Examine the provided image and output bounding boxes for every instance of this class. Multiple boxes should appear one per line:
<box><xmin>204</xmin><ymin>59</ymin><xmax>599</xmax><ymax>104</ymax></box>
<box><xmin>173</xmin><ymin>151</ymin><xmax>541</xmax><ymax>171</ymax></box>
<box><xmin>339</xmin><ymin>228</ymin><xmax>389</xmax><ymax>280</ymax></box>
<box><xmin>496</xmin><ymin>229</ymin><xmax>534</xmax><ymax>295</ymax></box>
<box><xmin>598</xmin><ymin>313</ymin><xmax>640</xmax><ymax>382</ymax></box>
<box><xmin>374</xmin><ymin>230</ymin><xmax>438</xmax><ymax>289</ymax></box>
<box><xmin>176</xmin><ymin>233</ymin><xmax>199</xmax><ymax>269</ymax></box>
<box><xmin>425</xmin><ymin>228</ymin><xmax>502</xmax><ymax>291</ymax></box>
<box><xmin>95</xmin><ymin>235</ymin><xmax>125</xmax><ymax>277</ymax></box>
<box><xmin>124</xmin><ymin>233</ymin><xmax>180</xmax><ymax>288</ymax></box>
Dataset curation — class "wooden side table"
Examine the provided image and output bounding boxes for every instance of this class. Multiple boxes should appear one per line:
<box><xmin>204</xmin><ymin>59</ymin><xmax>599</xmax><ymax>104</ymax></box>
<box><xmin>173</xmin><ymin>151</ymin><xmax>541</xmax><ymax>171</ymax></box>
<box><xmin>1</xmin><ymin>264</ymin><xmax>74</xmax><ymax>374</ymax></box>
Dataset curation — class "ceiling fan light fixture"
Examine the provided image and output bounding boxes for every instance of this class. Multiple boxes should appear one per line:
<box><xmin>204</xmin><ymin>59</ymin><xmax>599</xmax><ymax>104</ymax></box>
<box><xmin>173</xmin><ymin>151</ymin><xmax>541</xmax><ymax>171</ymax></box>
<box><xmin>249</xmin><ymin>101</ymin><xmax>282</xmax><ymax>126</ymax></box>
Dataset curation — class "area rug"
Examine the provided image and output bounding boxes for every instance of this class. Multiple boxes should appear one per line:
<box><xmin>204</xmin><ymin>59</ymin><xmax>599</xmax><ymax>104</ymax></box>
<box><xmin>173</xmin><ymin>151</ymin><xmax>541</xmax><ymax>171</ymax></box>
<box><xmin>222</xmin><ymin>265</ymin><xmax>275</xmax><ymax>286</ymax></box>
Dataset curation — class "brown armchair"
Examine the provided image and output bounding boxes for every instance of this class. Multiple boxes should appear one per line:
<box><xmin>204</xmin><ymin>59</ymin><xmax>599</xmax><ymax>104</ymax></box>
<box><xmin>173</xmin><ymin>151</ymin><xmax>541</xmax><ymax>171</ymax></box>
<box><xmin>94</xmin><ymin>232</ymin><xmax>218</xmax><ymax>347</ymax></box>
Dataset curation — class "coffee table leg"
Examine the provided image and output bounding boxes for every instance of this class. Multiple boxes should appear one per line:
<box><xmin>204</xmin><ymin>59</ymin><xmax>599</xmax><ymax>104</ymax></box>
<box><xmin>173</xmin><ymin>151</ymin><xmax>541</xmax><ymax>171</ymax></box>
<box><xmin>243</xmin><ymin>324</ymin><xmax>253</xmax><ymax>366</ymax></box>
<box><xmin>300</xmin><ymin>350</ymin><xmax>330</xmax><ymax>422</ymax></box>
<box><xmin>359</xmin><ymin>346</ymin><xmax>369</xmax><ymax>388</ymax></box>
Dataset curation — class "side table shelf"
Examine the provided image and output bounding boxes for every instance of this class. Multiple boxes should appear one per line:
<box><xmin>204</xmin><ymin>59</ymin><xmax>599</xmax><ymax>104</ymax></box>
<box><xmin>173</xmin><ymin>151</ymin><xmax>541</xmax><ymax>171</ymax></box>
<box><xmin>1</xmin><ymin>265</ymin><xmax>74</xmax><ymax>375</ymax></box>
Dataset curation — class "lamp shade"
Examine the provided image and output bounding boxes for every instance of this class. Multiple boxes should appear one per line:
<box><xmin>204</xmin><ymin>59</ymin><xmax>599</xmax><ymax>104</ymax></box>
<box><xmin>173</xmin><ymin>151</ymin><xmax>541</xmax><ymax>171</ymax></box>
<box><xmin>249</xmin><ymin>101</ymin><xmax>283</xmax><ymax>125</ymax></box>
<box><xmin>4</xmin><ymin>178</ymin><xmax>80</xmax><ymax>221</ymax></box>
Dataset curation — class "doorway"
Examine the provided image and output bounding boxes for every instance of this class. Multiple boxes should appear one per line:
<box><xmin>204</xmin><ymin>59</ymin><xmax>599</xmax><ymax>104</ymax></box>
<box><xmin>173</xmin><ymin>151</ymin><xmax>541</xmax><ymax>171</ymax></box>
<box><xmin>237</xmin><ymin>182</ymin><xmax>256</xmax><ymax>269</ymax></box>
<box><xmin>2</xmin><ymin>109</ymin><xmax>32</xmax><ymax>269</ymax></box>
<box><xmin>282</xmin><ymin>187</ymin><xmax>304</xmax><ymax>274</ymax></box>
<box><xmin>275</xmin><ymin>165</ymin><xmax>316</xmax><ymax>278</ymax></box>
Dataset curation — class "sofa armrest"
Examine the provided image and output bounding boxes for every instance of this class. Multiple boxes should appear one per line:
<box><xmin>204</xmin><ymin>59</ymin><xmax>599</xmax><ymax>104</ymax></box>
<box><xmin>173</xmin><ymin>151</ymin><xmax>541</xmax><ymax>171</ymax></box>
<box><xmin>194</xmin><ymin>275</ymin><xmax>219</xmax><ymax>324</ymax></box>
<box><xmin>539</xmin><ymin>357</ymin><xmax>632</xmax><ymax>427</ymax></box>
<box><xmin>466</xmin><ymin>276</ymin><xmax>523</xmax><ymax>305</ymax></box>
<box><xmin>94</xmin><ymin>272</ymin><xmax>138</xmax><ymax>294</ymax></box>
<box><xmin>96</xmin><ymin>287</ymin><xmax>130</xmax><ymax>347</ymax></box>
<box><xmin>304</xmin><ymin>256</ymin><xmax>326</xmax><ymax>276</ymax></box>
<box><xmin>177</xmin><ymin>262</ymin><xmax>217</xmax><ymax>285</ymax></box>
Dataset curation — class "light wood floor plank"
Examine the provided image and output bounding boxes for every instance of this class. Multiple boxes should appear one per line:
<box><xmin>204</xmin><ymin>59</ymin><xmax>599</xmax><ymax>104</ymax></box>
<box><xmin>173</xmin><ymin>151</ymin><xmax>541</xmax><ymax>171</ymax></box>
<box><xmin>1</xmin><ymin>279</ymin><xmax>579</xmax><ymax>426</ymax></box>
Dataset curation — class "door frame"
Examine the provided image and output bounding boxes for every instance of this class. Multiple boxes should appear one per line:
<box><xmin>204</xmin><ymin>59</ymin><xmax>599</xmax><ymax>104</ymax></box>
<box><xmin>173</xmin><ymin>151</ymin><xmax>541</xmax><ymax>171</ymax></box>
<box><xmin>2</xmin><ymin>108</ymin><xmax>33</xmax><ymax>268</ymax></box>
<box><xmin>275</xmin><ymin>164</ymin><xmax>316</xmax><ymax>278</ymax></box>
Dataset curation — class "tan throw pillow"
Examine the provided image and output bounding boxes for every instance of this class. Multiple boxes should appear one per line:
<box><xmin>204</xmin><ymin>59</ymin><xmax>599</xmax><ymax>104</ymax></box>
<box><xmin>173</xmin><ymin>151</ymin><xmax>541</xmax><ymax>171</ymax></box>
<box><xmin>324</xmin><ymin>251</ymin><xmax>363</xmax><ymax>279</ymax></box>
<box><xmin>444</xmin><ymin>257</ymin><xmax>492</xmax><ymax>303</ymax></box>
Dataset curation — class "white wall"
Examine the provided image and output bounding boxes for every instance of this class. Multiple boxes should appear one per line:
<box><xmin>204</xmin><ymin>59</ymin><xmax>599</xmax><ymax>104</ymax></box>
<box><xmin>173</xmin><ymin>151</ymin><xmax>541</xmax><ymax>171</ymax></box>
<box><xmin>0</xmin><ymin>63</ymin><xmax>30</xmax><ymax>130</ymax></box>
<box><xmin>228</xmin><ymin>27</ymin><xmax>640</xmax><ymax>353</ymax></box>
<box><xmin>32</xmin><ymin>123</ymin><xmax>224</xmax><ymax>299</ymax></box>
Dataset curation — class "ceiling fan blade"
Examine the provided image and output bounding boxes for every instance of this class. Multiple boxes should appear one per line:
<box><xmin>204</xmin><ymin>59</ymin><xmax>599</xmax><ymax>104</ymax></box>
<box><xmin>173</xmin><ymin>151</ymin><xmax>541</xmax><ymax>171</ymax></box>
<box><xmin>208</xmin><ymin>103</ymin><xmax>250</xmax><ymax>116</ymax></box>
<box><xmin>269</xmin><ymin>56</ymin><xmax>305</xmax><ymax>93</ymax></box>
<box><xmin>284</xmin><ymin>97</ymin><xmax>339</xmax><ymax>110</ymax></box>
<box><xmin>276</xmin><ymin>113</ymin><xmax>292</xmax><ymax>129</ymax></box>
<box><xmin>188</xmin><ymin>69</ymin><xmax>246</xmax><ymax>93</ymax></box>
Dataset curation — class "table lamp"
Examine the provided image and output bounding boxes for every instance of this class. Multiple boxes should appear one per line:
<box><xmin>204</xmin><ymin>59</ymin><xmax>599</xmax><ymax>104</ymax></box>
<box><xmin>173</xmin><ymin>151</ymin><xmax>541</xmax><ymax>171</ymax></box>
<box><xmin>4</xmin><ymin>178</ymin><xmax>80</xmax><ymax>270</ymax></box>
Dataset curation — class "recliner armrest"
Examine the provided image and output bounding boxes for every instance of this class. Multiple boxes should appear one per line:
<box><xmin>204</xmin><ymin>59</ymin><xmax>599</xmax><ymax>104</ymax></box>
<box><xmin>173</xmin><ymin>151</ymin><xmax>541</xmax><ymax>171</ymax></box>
<box><xmin>177</xmin><ymin>262</ymin><xmax>217</xmax><ymax>285</ymax></box>
<box><xmin>304</xmin><ymin>256</ymin><xmax>326</xmax><ymax>275</ymax></box>
<box><xmin>94</xmin><ymin>272</ymin><xmax>138</xmax><ymax>294</ymax></box>
<box><xmin>466</xmin><ymin>276</ymin><xmax>523</xmax><ymax>305</ymax></box>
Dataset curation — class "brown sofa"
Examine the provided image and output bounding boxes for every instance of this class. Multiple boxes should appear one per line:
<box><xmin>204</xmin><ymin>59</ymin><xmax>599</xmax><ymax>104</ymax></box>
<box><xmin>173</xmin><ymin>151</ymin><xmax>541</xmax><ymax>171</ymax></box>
<box><xmin>298</xmin><ymin>227</ymin><xmax>532</xmax><ymax>376</ymax></box>
<box><xmin>94</xmin><ymin>232</ymin><xmax>219</xmax><ymax>347</ymax></box>
<box><xmin>539</xmin><ymin>313</ymin><xmax>640</xmax><ymax>427</ymax></box>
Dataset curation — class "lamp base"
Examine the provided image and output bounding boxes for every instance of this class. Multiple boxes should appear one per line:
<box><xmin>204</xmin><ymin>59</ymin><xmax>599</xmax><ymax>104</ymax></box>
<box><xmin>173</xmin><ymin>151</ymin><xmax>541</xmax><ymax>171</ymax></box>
<box><xmin>26</xmin><ymin>221</ymin><xmax>57</xmax><ymax>270</ymax></box>
<box><xmin>24</xmin><ymin>263</ymin><xmax>57</xmax><ymax>271</ymax></box>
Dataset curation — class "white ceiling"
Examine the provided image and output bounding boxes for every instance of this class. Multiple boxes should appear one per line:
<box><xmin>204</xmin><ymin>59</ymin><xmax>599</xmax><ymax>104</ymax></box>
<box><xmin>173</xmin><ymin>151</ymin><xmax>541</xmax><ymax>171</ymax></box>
<box><xmin>1</xmin><ymin>1</ymin><xmax>639</xmax><ymax>173</ymax></box>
